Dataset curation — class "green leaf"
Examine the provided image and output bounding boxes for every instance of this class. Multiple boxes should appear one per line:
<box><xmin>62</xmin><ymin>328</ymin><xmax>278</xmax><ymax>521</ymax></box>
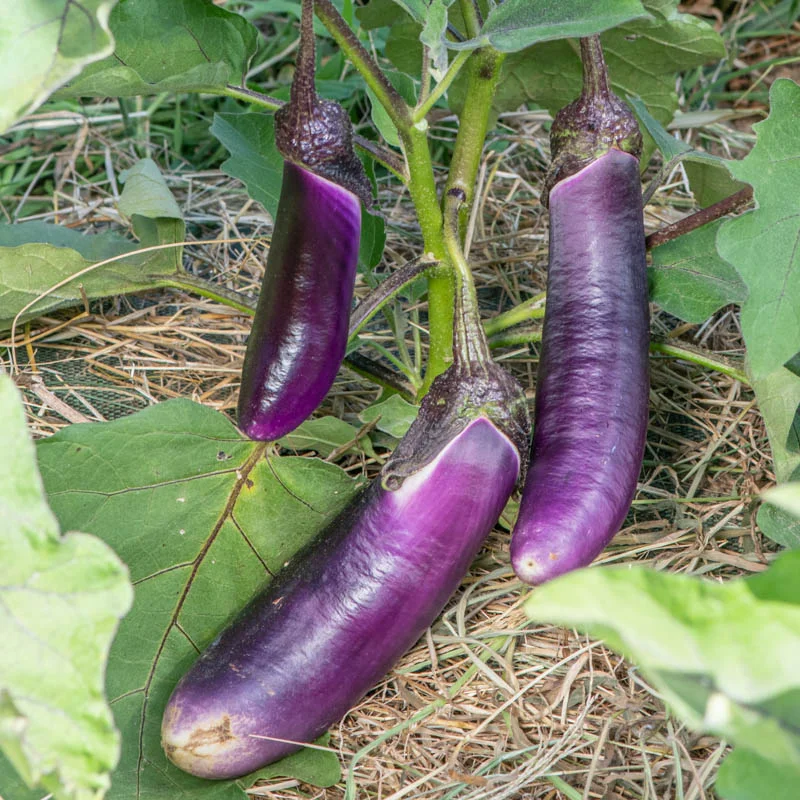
<box><xmin>0</xmin><ymin>0</ymin><xmax>116</xmax><ymax>133</ymax></box>
<box><xmin>0</xmin><ymin>161</ymin><xmax>187</xmax><ymax>330</ymax></box>
<box><xmin>0</xmin><ymin>374</ymin><xmax>133</xmax><ymax>800</ymax></box>
<box><xmin>59</xmin><ymin>0</ymin><xmax>258</xmax><ymax>97</ymax></box>
<box><xmin>470</xmin><ymin>0</ymin><xmax>649</xmax><ymax>53</ymax></box>
<box><xmin>717</xmin><ymin>79</ymin><xmax>800</xmax><ymax>484</ymax></box>
<box><xmin>717</xmin><ymin>748</ymin><xmax>800</xmax><ymax>800</ymax></box>
<box><xmin>525</xmin><ymin>553</ymin><xmax>800</xmax><ymax>778</ymax></box>
<box><xmin>359</xmin><ymin>395</ymin><xmax>419</xmax><ymax>439</ymax></box>
<box><xmin>210</xmin><ymin>111</ymin><xmax>386</xmax><ymax>270</ymax></box>
<box><xmin>0</xmin><ymin>226</ymin><xmax>180</xmax><ymax>331</ymax></box>
<box><xmin>648</xmin><ymin>220</ymin><xmax>747</xmax><ymax>324</ymax></box>
<box><xmin>473</xmin><ymin>0</ymin><xmax>725</xmax><ymax>133</ymax></box>
<box><xmin>786</xmin><ymin>352</ymin><xmax>800</xmax><ymax>379</ymax></box>
<box><xmin>763</xmin><ymin>482</ymin><xmax>800</xmax><ymax>522</ymax></box>
<box><xmin>627</xmin><ymin>95</ymin><xmax>748</xmax><ymax>204</ymax></box>
<box><xmin>30</xmin><ymin>400</ymin><xmax>355</xmax><ymax>797</ymax></box>
<box><xmin>357</xmin><ymin>0</ymin><xmax>408</xmax><ymax>29</ymax></box>
<box><xmin>759</xmin><ymin>480</ymin><xmax>800</xmax><ymax>550</ymax></box>
<box><xmin>0</xmin><ymin>222</ymin><xmax>133</xmax><ymax>262</ymax></box>
<box><xmin>118</xmin><ymin>158</ymin><xmax>185</xmax><ymax>271</ymax></box>
<box><xmin>211</xmin><ymin>112</ymin><xmax>285</xmax><ymax>221</ymax></box>
<box><xmin>279</xmin><ymin>415</ymin><xmax>376</xmax><ymax>458</ymax></box>
<box><xmin>684</xmin><ymin>160</ymin><xmax>749</xmax><ymax>208</ymax></box>
<box><xmin>419</xmin><ymin>0</ymin><xmax>451</xmax><ymax>78</ymax></box>
<box><xmin>386</xmin><ymin>0</ymin><xmax>427</xmax><ymax>24</ymax></box>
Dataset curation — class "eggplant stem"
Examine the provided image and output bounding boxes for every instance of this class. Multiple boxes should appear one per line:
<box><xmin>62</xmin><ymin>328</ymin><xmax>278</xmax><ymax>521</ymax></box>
<box><xmin>580</xmin><ymin>36</ymin><xmax>612</xmax><ymax>103</ymax></box>
<box><xmin>443</xmin><ymin>189</ymin><xmax>493</xmax><ymax>373</ymax></box>
<box><xmin>645</xmin><ymin>186</ymin><xmax>754</xmax><ymax>250</ymax></box>
<box><xmin>348</xmin><ymin>257</ymin><xmax>436</xmax><ymax>341</ymax></box>
<box><xmin>486</xmin><ymin>324</ymin><xmax>749</xmax><ymax>385</ymax></box>
<box><xmin>343</xmin><ymin>353</ymin><xmax>415</xmax><ymax>400</ymax></box>
<box><xmin>412</xmin><ymin>49</ymin><xmax>472</xmax><ymax>125</ymax></box>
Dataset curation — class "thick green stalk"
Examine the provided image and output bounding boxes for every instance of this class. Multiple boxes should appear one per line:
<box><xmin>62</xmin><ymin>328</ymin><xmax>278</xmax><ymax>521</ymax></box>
<box><xmin>458</xmin><ymin>0</ymin><xmax>482</xmax><ymax>38</ymax></box>
<box><xmin>400</xmin><ymin>125</ymin><xmax>454</xmax><ymax>393</ymax></box>
<box><xmin>443</xmin><ymin>47</ymin><xmax>505</xmax><ymax>236</ymax></box>
<box><xmin>443</xmin><ymin>188</ymin><xmax>492</xmax><ymax>373</ymax></box>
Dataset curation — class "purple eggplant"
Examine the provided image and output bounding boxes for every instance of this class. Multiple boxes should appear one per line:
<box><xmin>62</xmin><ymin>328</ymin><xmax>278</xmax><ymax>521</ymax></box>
<box><xmin>237</xmin><ymin>0</ymin><xmax>373</xmax><ymax>441</ymax></box>
<box><xmin>162</xmin><ymin>358</ymin><xmax>529</xmax><ymax>779</ymax></box>
<box><xmin>510</xmin><ymin>37</ymin><xmax>649</xmax><ymax>585</ymax></box>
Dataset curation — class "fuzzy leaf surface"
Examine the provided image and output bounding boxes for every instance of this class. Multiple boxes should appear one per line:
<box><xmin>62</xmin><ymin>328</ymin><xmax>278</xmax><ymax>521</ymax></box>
<box><xmin>717</xmin><ymin>79</ymin><xmax>800</xmax><ymax>485</ymax></box>
<box><xmin>468</xmin><ymin>0</ymin><xmax>648</xmax><ymax>53</ymax></box>
<box><xmin>19</xmin><ymin>399</ymin><xmax>357</xmax><ymax>798</ymax></box>
<box><xmin>0</xmin><ymin>375</ymin><xmax>133</xmax><ymax>800</ymax></box>
<box><xmin>525</xmin><ymin>554</ymin><xmax>800</xmax><ymax>791</ymax></box>
<box><xmin>0</xmin><ymin>0</ymin><xmax>116</xmax><ymax>133</ymax></box>
<box><xmin>59</xmin><ymin>0</ymin><xmax>257</xmax><ymax>97</ymax></box>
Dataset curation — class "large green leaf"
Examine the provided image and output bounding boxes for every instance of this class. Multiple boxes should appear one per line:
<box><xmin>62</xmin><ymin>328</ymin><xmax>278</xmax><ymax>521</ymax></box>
<box><xmin>0</xmin><ymin>159</ymin><xmax>185</xmax><ymax>330</ymax></box>
<box><xmin>466</xmin><ymin>0</ymin><xmax>649</xmax><ymax>53</ymax></box>
<box><xmin>717</xmin><ymin>79</ymin><xmax>800</xmax><ymax>487</ymax></box>
<box><xmin>717</xmin><ymin>748</ymin><xmax>800</xmax><ymax>800</ymax></box>
<box><xmin>525</xmin><ymin>553</ymin><xmax>800</xmax><ymax>797</ymax></box>
<box><xmin>19</xmin><ymin>400</ymin><xmax>358</xmax><ymax>798</ymax></box>
<box><xmin>461</xmin><ymin>0</ymin><xmax>724</xmax><ymax>131</ymax></box>
<box><xmin>59</xmin><ymin>0</ymin><xmax>258</xmax><ymax>97</ymax></box>
<box><xmin>649</xmin><ymin>220</ymin><xmax>747</xmax><ymax>324</ymax></box>
<box><xmin>0</xmin><ymin>374</ymin><xmax>133</xmax><ymax>800</ymax></box>
<box><xmin>210</xmin><ymin>111</ymin><xmax>386</xmax><ymax>269</ymax></box>
<box><xmin>0</xmin><ymin>0</ymin><xmax>116</xmax><ymax>133</ymax></box>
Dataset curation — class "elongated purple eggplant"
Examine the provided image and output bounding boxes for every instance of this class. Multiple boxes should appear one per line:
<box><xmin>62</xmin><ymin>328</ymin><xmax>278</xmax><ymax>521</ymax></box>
<box><xmin>237</xmin><ymin>0</ymin><xmax>372</xmax><ymax>441</ymax></box>
<box><xmin>162</xmin><ymin>354</ymin><xmax>529</xmax><ymax>779</ymax></box>
<box><xmin>510</xmin><ymin>37</ymin><xmax>649</xmax><ymax>585</ymax></box>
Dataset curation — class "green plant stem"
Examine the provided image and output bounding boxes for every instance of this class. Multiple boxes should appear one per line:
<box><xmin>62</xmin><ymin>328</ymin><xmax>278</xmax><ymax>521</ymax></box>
<box><xmin>223</xmin><ymin>84</ymin><xmax>282</xmax><ymax>110</ymax></box>
<box><xmin>649</xmin><ymin>341</ymin><xmax>749</xmax><ymax>384</ymax></box>
<box><xmin>412</xmin><ymin>49</ymin><xmax>472</xmax><ymax>124</ymax></box>
<box><xmin>348</xmin><ymin>257</ymin><xmax>434</xmax><ymax>341</ymax></box>
<box><xmin>486</xmin><ymin>324</ymin><xmax>750</xmax><ymax>384</ymax></box>
<box><xmin>458</xmin><ymin>0</ymin><xmax>482</xmax><ymax>38</ymax></box>
<box><xmin>483</xmin><ymin>292</ymin><xmax>546</xmax><ymax>337</ymax></box>
<box><xmin>400</xmin><ymin>125</ymin><xmax>454</xmax><ymax>394</ymax></box>
<box><xmin>442</xmin><ymin>47</ymin><xmax>505</xmax><ymax>237</ymax></box>
<box><xmin>159</xmin><ymin>274</ymin><xmax>256</xmax><ymax>315</ymax></box>
<box><xmin>314</xmin><ymin>0</ymin><xmax>411</xmax><ymax>130</ymax></box>
<box><xmin>443</xmin><ymin>189</ymin><xmax>492</xmax><ymax>371</ymax></box>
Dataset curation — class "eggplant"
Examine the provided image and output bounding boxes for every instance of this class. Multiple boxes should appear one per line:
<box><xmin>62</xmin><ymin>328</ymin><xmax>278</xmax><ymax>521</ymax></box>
<box><xmin>510</xmin><ymin>37</ymin><xmax>649</xmax><ymax>585</ymax></box>
<box><xmin>162</xmin><ymin>358</ymin><xmax>529</xmax><ymax>779</ymax></box>
<box><xmin>237</xmin><ymin>0</ymin><xmax>372</xmax><ymax>441</ymax></box>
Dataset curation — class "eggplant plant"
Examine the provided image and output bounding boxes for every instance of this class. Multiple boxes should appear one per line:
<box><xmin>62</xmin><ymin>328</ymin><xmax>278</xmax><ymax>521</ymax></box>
<box><xmin>4</xmin><ymin>1</ymin><xmax>793</xmax><ymax>799</ymax></box>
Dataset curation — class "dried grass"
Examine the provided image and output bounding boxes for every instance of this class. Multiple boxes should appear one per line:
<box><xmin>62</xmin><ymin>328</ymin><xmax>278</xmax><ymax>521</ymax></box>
<box><xmin>0</xmin><ymin>8</ymin><xmax>789</xmax><ymax>797</ymax></box>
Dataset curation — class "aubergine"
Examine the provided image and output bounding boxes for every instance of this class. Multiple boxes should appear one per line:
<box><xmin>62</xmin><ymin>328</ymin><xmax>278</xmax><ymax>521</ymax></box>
<box><xmin>510</xmin><ymin>37</ymin><xmax>649</xmax><ymax>585</ymax></box>
<box><xmin>237</xmin><ymin>0</ymin><xmax>372</xmax><ymax>441</ymax></box>
<box><xmin>162</xmin><ymin>357</ymin><xmax>529</xmax><ymax>779</ymax></box>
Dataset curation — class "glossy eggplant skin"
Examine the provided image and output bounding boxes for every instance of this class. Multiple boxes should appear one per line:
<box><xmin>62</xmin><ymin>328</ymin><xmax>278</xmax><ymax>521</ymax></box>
<box><xmin>510</xmin><ymin>148</ymin><xmax>649</xmax><ymax>585</ymax></box>
<box><xmin>237</xmin><ymin>161</ymin><xmax>361</xmax><ymax>441</ymax></box>
<box><xmin>162</xmin><ymin>414</ymin><xmax>521</xmax><ymax>779</ymax></box>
